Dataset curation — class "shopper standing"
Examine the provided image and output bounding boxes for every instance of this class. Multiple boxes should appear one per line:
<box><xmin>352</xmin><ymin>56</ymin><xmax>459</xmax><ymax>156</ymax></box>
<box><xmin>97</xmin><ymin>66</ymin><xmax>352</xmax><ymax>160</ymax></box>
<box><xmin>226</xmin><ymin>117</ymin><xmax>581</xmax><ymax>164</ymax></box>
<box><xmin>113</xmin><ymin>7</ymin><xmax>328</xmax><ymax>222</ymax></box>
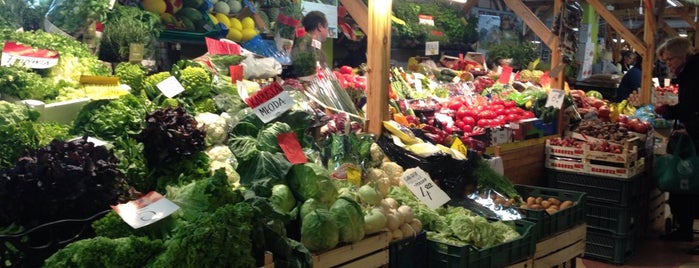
<box><xmin>654</xmin><ymin>37</ymin><xmax>699</xmax><ymax>254</ymax></box>
<box><xmin>615</xmin><ymin>52</ymin><xmax>642</xmax><ymax>102</ymax></box>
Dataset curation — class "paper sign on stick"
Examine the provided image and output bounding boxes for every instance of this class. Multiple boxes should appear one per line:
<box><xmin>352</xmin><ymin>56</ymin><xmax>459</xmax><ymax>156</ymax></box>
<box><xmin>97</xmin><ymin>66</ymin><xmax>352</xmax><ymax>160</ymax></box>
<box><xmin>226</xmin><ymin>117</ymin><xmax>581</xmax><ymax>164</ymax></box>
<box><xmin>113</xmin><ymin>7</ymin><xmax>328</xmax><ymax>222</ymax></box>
<box><xmin>112</xmin><ymin>191</ymin><xmax>179</xmax><ymax>229</ymax></box>
<box><xmin>400</xmin><ymin>167</ymin><xmax>450</xmax><ymax>209</ymax></box>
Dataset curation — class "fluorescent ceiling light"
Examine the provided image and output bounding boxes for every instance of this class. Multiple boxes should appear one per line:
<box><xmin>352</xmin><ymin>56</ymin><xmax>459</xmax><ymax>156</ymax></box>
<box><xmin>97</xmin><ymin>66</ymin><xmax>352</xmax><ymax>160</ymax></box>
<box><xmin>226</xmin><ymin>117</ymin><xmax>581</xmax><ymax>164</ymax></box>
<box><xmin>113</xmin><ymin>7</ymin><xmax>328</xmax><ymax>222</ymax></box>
<box><xmin>451</xmin><ymin>0</ymin><xmax>467</xmax><ymax>3</ymax></box>
<box><xmin>667</xmin><ymin>0</ymin><xmax>682</xmax><ymax>7</ymax></box>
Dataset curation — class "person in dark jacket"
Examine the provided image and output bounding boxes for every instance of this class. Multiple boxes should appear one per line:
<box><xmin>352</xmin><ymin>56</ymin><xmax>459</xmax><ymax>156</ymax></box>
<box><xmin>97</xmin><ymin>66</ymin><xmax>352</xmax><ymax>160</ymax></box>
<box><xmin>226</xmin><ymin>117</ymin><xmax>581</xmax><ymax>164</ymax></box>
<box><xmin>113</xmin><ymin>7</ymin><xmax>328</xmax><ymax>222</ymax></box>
<box><xmin>619</xmin><ymin>50</ymin><xmax>637</xmax><ymax>73</ymax></box>
<box><xmin>615</xmin><ymin>52</ymin><xmax>642</xmax><ymax>102</ymax></box>
<box><xmin>655</xmin><ymin>37</ymin><xmax>699</xmax><ymax>254</ymax></box>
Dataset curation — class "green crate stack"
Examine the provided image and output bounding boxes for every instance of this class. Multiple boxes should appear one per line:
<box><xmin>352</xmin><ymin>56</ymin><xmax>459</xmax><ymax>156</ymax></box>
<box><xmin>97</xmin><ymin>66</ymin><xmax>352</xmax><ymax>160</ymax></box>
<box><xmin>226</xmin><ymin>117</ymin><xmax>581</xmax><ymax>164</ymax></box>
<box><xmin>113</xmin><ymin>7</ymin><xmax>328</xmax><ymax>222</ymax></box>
<box><xmin>547</xmin><ymin>169</ymin><xmax>651</xmax><ymax>265</ymax></box>
<box><xmin>426</xmin><ymin>220</ymin><xmax>535</xmax><ymax>268</ymax></box>
<box><xmin>390</xmin><ymin>231</ymin><xmax>427</xmax><ymax>268</ymax></box>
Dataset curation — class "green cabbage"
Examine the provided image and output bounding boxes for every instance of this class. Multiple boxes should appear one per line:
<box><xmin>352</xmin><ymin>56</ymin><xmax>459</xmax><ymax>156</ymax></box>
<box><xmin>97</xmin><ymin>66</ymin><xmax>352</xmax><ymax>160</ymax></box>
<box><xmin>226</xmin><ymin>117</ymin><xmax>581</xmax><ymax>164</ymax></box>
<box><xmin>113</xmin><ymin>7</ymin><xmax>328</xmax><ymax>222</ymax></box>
<box><xmin>300</xmin><ymin>209</ymin><xmax>339</xmax><ymax>252</ymax></box>
<box><xmin>287</xmin><ymin>163</ymin><xmax>339</xmax><ymax>206</ymax></box>
<box><xmin>330</xmin><ymin>197</ymin><xmax>365</xmax><ymax>243</ymax></box>
<box><xmin>257</xmin><ymin>122</ymin><xmax>291</xmax><ymax>153</ymax></box>
<box><xmin>270</xmin><ymin>184</ymin><xmax>297</xmax><ymax>214</ymax></box>
<box><xmin>299</xmin><ymin>198</ymin><xmax>328</xmax><ymax>221</ymax></box>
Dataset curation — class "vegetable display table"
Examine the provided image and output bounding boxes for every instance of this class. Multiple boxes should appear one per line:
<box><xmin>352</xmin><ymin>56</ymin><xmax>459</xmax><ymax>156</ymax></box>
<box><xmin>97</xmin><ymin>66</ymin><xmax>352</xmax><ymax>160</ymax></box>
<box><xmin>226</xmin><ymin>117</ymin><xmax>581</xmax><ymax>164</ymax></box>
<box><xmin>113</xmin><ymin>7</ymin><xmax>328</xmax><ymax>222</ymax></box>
<box><xmin>532</xmin><ymin>224</ymin><xmax>586</xmax><ymax>267</ymax></box>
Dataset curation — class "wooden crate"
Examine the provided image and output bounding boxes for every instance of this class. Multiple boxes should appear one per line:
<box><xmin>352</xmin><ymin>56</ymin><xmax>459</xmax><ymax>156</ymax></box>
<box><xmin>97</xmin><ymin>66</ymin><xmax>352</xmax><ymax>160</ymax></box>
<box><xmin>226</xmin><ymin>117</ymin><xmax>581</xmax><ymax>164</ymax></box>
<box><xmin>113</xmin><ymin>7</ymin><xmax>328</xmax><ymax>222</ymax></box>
<box><xmin>504</xmin><ymin>258</ymin><xmax>533</xmax><ymax>268</ymax></box>
<box><xmin>533</xmin><ymin>224</ymin><xmax>586</xmax><ymax>268</ymax></box>
<box><xmin>312</xmin><ymin>232</ymin><xmax>390</xmax><ymax>268</ymax></box>
<box><xmin>487</xmin><ymin>135</ymin><xmax>554</xmax><ymax>186</ymax></box>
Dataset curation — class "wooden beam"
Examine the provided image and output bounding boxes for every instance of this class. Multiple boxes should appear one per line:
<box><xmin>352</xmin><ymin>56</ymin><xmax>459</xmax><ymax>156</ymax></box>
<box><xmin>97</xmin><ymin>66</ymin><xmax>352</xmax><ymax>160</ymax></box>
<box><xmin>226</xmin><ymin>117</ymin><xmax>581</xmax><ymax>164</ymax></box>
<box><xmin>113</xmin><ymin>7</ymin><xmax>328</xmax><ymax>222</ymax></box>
<box><xmin>503</xmin><ymin>0</ymin><xmax>556</xmax><ymax>49</ymax></box>
<box><xmin>587</xmin><ymin>0</ymin><xmax>646</xmax><ymax>56</ymax></box>
<box><xmin>462</xmin><ymin>0</ymin><xmax>478</xmax><ymax>14</ymax></box>
<box><xmin>339</xmin><ymin>0</ymin><xmax>369</xmax><ymax>34</ymax></box>
<box><xmin>641</xmin><ymin>0</ymin><xmax>655</xmax><ymax>104</ymax></box>
<box><xmin>365</xmin><ymin>0</ymin><xmax>391</xmax><ymax>136</ymax></box>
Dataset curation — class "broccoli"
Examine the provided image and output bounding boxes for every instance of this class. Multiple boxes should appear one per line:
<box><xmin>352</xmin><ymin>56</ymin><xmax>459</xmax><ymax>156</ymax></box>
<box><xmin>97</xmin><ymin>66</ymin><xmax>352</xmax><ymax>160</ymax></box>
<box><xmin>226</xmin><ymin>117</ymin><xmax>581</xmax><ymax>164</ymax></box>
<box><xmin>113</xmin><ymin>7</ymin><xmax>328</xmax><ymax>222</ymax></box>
<box><xmin>193</xmin><ymin>98</ymin><xmax>218</xmax><ymax>114</ymax></box>
<box><xmin>115</xmin><ymin>62</ymin><xmax>147</xmax><ymax>95</ymax></box>
<box><xmin>144</xmin><ymin>71</ymin><xmax>171</xmax><ymax>100</ymax></box>
<box><xmin>178</xmin><ymin>66</ymin><xmax>212</xmax><ymax>101</ymax></box>
<box><xmin>151</xmin><ymin>202</ymin><xmax>256</xmax><ymax>268</ymax></box>
<box><xmin>43</xmin><ymin>236</ymin><xmax>164</xmax><ymax>268</ymax></box>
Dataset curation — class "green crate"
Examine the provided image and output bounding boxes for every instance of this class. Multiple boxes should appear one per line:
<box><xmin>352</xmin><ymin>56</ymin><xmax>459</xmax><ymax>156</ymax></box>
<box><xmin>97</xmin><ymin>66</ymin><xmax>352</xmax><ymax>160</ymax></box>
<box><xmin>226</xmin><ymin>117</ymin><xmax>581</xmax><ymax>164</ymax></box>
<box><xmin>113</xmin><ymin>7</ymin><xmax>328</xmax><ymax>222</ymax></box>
<box><xmin>427</xmin><ymin>220</ymin><xmax>535</xmax><ymax>268</ymax></box>
<box><xmin>547</xmin><ymin>169</ymin><xmax>646</xmax><ymax>206</ymax></box>
<box><xmin>515</xmin><ymin>184</ymin><xmax>586</xmax><ymax>241</ymax></box>
<box><xmin>389</xmin><ymin>231</ymin><xmax>427</xmax><ymax>268</ymax></box>
<box><xmin>158</xmin><ymin>11</ymin><xmax>227</xmax><ymax>43</ymax></box>
<box><xmin>585</xmin><ymin>201</ymin><xmax>643</xmax><ymax>235</ymax></box>
<box><xmin>585</xmin><ymin>226</ymin><xmax>640</xmax><ymax>265</ymax></box>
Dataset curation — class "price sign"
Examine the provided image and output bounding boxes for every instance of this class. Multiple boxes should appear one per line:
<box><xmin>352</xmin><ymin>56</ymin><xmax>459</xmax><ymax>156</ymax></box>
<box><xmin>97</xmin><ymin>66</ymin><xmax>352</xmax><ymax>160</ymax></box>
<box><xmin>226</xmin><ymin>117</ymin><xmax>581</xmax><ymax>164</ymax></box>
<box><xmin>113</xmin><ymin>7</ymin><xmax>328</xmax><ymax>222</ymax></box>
<box><xmin>418</xmin><ymin>15</ymin><xmax>435</xmax><ymax>26</ymax></box>
<box><xmin>545</xmin><ymin>88</ymin><xmax>566</xmax><ymax>108</ymax></box>
<box><xmin>156</xmin><ymin>76</ymin><xmax>185</xmax><ymax>98</ymax></box>
<box><xmin>1</xmin><ymin>41</ymin><xmax>59</xmax><ymax>69</ymax></box>
<box><xmin>205</xmin><ymin>37</ymin><xmax>241</xmax><ymax>55</ymax></box>
<box><xmin>277</xmin><ymin>132</ymin><xmax>307</xmax><ymax>164</ymax></box>
<box><xmin>498</xmin><ymin>65</ymin><xmax>513</xmax><ymax>84</ymax></box>
<box><xmin>129</xmin><ymin>43</ymin><xmax>144</xmax><ymax>63</ymax></box>
<box><xmin>425</xmin><ymin>41</ymin><xmax>439</xmax><ymax>56</ymax></box>
<box><xmin>112</xmin><ymin>191</ymin><xmax>180</xmax><ymax>229</ymax></box>
<box><xmin>244</xmin><ymin>82</ymin><xmax>295</xmax><ymax>123</ymax></box>
<box><xmin>347</xmin><ymin>166</ymin><xmax>362</xmax><ymax>186</ymax></box>
<box><xmin>400</xmin><ymin>167</ymin><xmax>450</xmax><ymax>209</ymax></box>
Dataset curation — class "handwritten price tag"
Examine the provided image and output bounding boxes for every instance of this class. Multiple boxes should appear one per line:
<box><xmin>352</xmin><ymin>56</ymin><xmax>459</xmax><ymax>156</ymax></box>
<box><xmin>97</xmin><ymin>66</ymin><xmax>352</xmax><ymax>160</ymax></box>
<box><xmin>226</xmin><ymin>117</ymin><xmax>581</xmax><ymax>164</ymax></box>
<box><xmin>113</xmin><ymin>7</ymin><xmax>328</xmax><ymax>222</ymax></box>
<box><xmin>545</xmin><ymin>88</ymin><xmax>565</xmax><ymax>108</ymax></box>
<box><xmin>112</xmin><ymin>192</ymin><xmax>180</xmax><ymax>229</ymax></box>
<box><xmin>425</xmin><ymin>41</ymin><xmax>439</xmax><ymax>56</ymax></box>
<box><xmin>400</xmin><ymin>167</ymin><xmax>450</xmax><ymax>209</ymax></box>
<box><xmin>156</xmin><ymin>76</ymin><xmax>185</xmax><ymax>98</ymax></box>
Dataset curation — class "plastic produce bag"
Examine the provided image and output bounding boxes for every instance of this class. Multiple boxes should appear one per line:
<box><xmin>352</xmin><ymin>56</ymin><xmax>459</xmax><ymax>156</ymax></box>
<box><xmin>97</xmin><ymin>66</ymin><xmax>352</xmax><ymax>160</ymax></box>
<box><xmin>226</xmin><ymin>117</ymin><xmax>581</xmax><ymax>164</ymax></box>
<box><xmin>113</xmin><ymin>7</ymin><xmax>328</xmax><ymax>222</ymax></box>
<box><xmin>239</xmin><ymin>48</ymin><xmax>282</xmax><ymax>79</ymax></box>
<box><xmin>44</xmin><ymin>0</ymin><xmax>111</xmax><ymax>38</ymax></box>
<box><xmin>241</xmin><ymin>35</ymin><xmax>291</xmax><ymax>65</ymax></box>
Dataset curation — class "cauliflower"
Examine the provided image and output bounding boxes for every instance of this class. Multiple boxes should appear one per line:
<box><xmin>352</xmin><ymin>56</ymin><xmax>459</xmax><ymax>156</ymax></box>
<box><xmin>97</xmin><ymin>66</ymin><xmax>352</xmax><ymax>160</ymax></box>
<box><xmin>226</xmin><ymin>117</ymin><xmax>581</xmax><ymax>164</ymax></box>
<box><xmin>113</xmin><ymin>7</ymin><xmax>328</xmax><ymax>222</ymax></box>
<box><xmin>196</xmin><ymin>112</ymin><xmax>228</xmax><ymax>146</ymax></box>
<box><xmin>114</xmin><ymin>62</ymin><xmax>146</xmax><ymax>94</ymax></box>
<box><xmin>205</xmin><ymin>145</ymin><xmax>240</xmax><ymax>187</ymax></box>
<box><xmin>370</xmin><ymin>143</ymin><xmax>386</xmax><ymax>167</ymax></box>
<box><xmin>380</xmin><ymin>162</ymin><xmax>404</xmax><ymax>186</ymax></box>
<box><xmin>179</xmin><ymin>66</ymin><xmax>212</xmax><ymax>100</ymax></box>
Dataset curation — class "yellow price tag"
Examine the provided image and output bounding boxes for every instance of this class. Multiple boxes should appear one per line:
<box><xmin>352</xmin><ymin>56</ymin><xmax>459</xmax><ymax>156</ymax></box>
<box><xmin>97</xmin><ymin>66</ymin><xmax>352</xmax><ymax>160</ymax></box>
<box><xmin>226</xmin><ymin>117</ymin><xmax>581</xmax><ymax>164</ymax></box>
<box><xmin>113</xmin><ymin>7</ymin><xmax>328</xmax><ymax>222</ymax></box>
<box><xmin>450</xmin><ymin>137</ymin><xmax>468</xmax><ymax>156</ymax></box>
<box><xmin>347</xmin><ymin>166</ymin><xmax>362</xmax><ymax>187</ymax></box>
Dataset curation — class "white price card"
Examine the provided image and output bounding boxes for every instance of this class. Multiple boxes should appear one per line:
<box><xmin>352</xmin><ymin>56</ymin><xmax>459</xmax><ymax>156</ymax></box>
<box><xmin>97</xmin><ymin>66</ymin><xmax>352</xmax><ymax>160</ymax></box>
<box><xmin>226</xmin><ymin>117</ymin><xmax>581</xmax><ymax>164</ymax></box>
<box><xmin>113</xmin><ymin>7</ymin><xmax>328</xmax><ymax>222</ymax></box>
<box><xmin>425</xmin><ymin>41</ymin><xmax>439</xmax><ymax>56</ymax></box>
<box><xmin>157</xmin><ymin>76</ymin><xmax>185</xmax><ymax>98</ymax></box>
<box><xmin>400</xmin><ymin>167</ymin><xmax>450</xmax><ymax>209</ymax></box>
<box><xmin>545</xmin><ymin>88</ymin><xmax>566</xmax><ymax>108</ymax></box>
<box><xmin>112</xmin><ymin>191</ymin><xmax>180</xmax><ymax>229</ymax></box>
<box><xmin>251</xmin><ymin>90</ymin><xmax>295</xmax><ymax>123</ymax></box>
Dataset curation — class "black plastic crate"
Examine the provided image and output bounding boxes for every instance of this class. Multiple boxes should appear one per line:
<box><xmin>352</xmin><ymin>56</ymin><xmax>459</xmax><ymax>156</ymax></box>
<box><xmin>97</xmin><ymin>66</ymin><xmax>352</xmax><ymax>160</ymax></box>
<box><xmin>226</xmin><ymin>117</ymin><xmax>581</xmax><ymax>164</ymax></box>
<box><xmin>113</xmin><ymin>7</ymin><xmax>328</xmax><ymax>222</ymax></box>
<box><xmin>585</xmin><ymin>201</ymin><xmax>643</xmax><ymax>235</ymax></box>
<box><xmin>514</xmin><ymin>184</ymin><xmax>586</xmax><ymax>241</ymax></box>
<box><xmin>547</xmin><ymin>169</ymin><xmax>646</xmax><ymax>206</ymax></box>
<box><xmin>585</xmin><ymin>226</ymin><xmax>640</xmax><ymax>265</ymax></box>
<box><xmin>390</xmin><ymin>231</ymin><xmax>427</xmax><ymax>268</ymax></box>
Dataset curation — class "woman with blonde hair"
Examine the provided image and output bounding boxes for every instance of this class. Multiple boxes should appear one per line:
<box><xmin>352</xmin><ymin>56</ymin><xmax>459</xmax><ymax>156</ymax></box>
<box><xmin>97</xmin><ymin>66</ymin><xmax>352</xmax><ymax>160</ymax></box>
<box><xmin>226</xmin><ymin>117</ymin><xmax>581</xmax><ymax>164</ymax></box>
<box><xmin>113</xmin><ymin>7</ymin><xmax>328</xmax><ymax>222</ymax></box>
<box><xmin>654</xmin><ymin>37</ymin><xmax>699</xmax><ymax>254</ymax></box>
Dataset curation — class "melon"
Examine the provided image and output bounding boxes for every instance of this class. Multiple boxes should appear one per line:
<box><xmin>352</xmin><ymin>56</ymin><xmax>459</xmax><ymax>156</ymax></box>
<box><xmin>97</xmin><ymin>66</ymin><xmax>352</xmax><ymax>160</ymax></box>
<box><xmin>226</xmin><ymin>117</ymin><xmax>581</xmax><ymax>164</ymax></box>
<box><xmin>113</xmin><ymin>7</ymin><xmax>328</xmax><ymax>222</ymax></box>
<box><xmin>213</xmin><ymin>1</ymin><xmax>230</xmax><ymax>15</ymax></box>
<box><xmin>142</xmin><ymin>0</ymin><xmax>166</xmax><ymax>14</ymax></box>
<box><xmin>228</xmin><ymin>0</ymin><xmax>242</xmax><ymax>14</ymax></box>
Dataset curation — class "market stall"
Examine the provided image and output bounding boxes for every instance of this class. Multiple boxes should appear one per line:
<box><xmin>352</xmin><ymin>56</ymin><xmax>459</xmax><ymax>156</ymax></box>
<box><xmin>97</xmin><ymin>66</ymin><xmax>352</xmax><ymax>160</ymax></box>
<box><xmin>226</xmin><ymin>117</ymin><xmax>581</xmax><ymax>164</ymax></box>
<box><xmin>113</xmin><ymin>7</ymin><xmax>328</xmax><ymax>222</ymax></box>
<box><xmin>0</xmin><ymin>0</ymin><xmax>694</xmax><ymax>266</ymax></box>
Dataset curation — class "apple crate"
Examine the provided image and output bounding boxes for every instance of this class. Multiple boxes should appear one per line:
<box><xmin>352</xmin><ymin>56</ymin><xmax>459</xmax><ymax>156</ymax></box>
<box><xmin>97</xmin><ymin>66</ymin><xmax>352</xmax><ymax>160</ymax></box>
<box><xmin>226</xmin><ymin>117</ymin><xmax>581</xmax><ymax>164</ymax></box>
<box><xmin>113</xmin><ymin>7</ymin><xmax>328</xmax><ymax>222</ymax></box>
<box><xmin>583</xmin><ymin>144</ymin><xmax>638</xmax><ymax>166</ymax></box>
<box><xmin>312</xmin><ymin>231</ymin><xmax>389</xmax><ymax>268</ymax></box>
<box><xmin>545</xmin><ymin>157</ymin><xmax>585</xmax><ymax>173</ymax></box>
<box><xmin>584</xmin><ymin>158</ymin><xmax>645</xmax><ymax>179</ymax></box>
<box><xmin>545</xmin><ymin>139</ymin><xmax>585</xmax><ymax>159</ymax></box>
<box><xmin>427</xmin><ymin>220</ymin><xmax>535</xmax><ymax>268</ymax></box>
<box><xmin>570</xmin><ymin>132</ymin><xmax>639</xmax><ymax>150</ymax></box>
<box><xmin>514</xmin><ymin>185</ymin><xmax>586</xmax><ymax>241</ymax></box>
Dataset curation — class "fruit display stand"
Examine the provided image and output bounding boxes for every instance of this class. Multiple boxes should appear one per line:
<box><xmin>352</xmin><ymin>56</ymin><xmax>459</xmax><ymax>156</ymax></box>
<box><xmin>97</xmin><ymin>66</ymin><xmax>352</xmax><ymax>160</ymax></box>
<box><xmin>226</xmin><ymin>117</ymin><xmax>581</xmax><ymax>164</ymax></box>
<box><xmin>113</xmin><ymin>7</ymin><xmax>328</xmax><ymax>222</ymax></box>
<box><xmin>311</xmin><ymin>231</ymin><xmax>390</xmax><ymax>268</ymax></box>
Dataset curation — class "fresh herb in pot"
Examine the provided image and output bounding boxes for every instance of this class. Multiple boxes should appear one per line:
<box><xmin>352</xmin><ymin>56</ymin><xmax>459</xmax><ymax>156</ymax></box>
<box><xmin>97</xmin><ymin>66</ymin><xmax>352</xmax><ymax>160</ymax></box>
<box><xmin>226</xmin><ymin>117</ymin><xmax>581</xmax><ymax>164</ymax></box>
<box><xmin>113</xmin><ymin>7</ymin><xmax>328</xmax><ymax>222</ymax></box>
<box><xmin>99</xmin><ymin>4</ymin><xmax>162</xmax><ymax>62</ymax></box>
<box><xmin>45</xmin><ymin>0</ymin><xmax>111</xmax><ymax>36</ymax></box>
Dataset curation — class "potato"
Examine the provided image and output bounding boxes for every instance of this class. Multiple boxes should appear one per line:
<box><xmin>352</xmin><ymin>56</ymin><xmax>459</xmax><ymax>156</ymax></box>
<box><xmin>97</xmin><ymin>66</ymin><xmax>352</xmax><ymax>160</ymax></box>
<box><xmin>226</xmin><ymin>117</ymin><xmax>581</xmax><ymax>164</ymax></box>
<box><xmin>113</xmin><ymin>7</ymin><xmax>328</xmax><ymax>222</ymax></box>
<box><xmin>560</xmin><ymin>200</ymin><xmax>574</xmax><ymax>210</ymax></box>
<box><xmin>546</xmin><ymin>207</ymin><xmax>558</xmax><ymax>214</ymax></box>
<box><xmin>549</xmin><ymin>205</ymin><xmax>559</xmax><ymax>210</ymax></box>
<box><xmin>535</xmin><ymin>197</ymin><xmax>544</xmax><ymax>204</ymax></box>
<box><xmin>504</xmin><ymin>199</ymin><xmax>514</xmax><ymax>207</ymax></box>
<box><xmin>526</xmin><ymin>196</ymin><xmax>536</xmax><ymax>205</ymax></box>
<box><xmin>494</xmin><ymin>197</ymin><xmax>505</xmax><ymax>205</ymax></box>
<box><xmin>548</xmin><ymin>197</ymin><xmax>561</xmax><ymax>206</ymax></box>
<box><xmin>529</xmin><ymin>204</ymin><xmax>542</xmax><ymax>210</ymax></box>
<box><xmin>541</xmin><ymin>200</ymin><xmax>551</xmax><ymax>209</ymax></box>
<box><xmin>520</xmin><ymin>204</ymin><xmax>529</xmax><ymax>209</ymax></box>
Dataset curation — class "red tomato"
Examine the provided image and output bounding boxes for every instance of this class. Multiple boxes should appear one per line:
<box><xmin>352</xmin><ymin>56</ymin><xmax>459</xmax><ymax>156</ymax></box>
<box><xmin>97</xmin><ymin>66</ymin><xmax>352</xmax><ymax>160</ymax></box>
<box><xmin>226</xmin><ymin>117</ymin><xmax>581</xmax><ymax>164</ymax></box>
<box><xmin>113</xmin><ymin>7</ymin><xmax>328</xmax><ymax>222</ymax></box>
<box><xmin>478</xmin><ymin>110</ymin><xmax>496</xmax><ymax>120</ymax></box>
<box><xmin>447</xmin><ymin>100</ymin><xmax>463</xmax><ymax>111</ymax></box>
<box><xmin>461</xmin><ymin>116</ymin><xmax>475</xmax><ymax>127</ymax></box>
<box><xmin>495</xmin><ymin>108</ymin><xmax>506</xmax><ymax>116</ymax></box>
<box><xmin>506</xmin><ymin>114</ymin><xmax>520</xmax><ymax>122</ymax></box>
<box><xmin>490</xmin><ymin>99</ymin><xmax>505</xmax><ymax>106</ymax></box>
<box><xmin>491</xmin><ymin>118</ymin><xmax>504</xmax><ymax>127</ymax></box>
<box><xmin>504</xmin><ymin>100</ymin><xmax>516</xmax><ymax>108</ymax></box>
<box><xmin>340</xmin><ymin>65</ymin><xmax>353</xmax><ymax>75</ymax></box>
<box><xmin>461</xmin><ymin>124</ymin><xmax>473</xmax><ymax>133</ymax></box>
<box><xmin>490</xmin><ymin>104</ymin><xmax>505</xmax><ymax>112</ymax></box>
<box><xmin>522</xmin><ymin>111</ymin><xmax>536</xmax><ymax>119</ymax></box>
<box><xmin>455</xmin><ymin>120</ymin><xmax>465</xmax><ymax>130</ymax></box>
<box><xmin>456</xmin><ymin>106</ymin><xmax>469</xmax><ymax>119</ymax></box>
<box><xmin>478</xmin><ymin>118</ymin><xmax>492</xmax><ymax>127</ymax></box>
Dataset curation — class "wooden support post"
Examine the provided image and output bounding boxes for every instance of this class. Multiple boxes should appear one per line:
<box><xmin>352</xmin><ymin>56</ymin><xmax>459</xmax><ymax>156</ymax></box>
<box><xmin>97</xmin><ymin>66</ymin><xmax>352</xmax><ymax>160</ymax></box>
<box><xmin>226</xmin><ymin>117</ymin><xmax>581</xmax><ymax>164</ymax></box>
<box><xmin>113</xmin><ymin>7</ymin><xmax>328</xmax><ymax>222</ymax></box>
<box><xmin>641</xmin><ymin>0</ymin><xmax>655</xmax><ymax>104</ymax></box>
<box><xmin>365</xmin><ymin>0</ymin><xmax>391</xmax><ymax>136</ymax></box>
<box><xmin>339</xmin><ymin>0</ymin><xmax>368</xmax><ymax>34</ymax></box>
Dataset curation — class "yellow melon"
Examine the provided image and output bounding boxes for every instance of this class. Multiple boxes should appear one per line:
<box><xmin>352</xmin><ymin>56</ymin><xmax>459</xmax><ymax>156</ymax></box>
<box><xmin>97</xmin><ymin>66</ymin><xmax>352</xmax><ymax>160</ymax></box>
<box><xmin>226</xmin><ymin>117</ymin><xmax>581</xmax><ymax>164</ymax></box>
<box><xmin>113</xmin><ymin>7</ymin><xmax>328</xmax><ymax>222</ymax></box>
<box><xmin>241</xmin><ymin>17</ymin><xmax>255</xmax><ymax>29</ymax></box>
<box><xmin>215</xmin><ymin>13</ymin><xmax>231</xmax><ymax>28</ymax></box>
<box><xmin>208</xmin><ymin>13</ymin><xmax>219</xmax><ymax>25</ymax></box>
<box><xmin>227</xmin><ymin>28</ymin><xmax>243</xmax><ymax>42</ymax></box>
<box><xmin>229</xmin><ymin>17</ymin><xmax>243</xmax><ymax>31</ymax></box>
<box><xmin>142</xmin><ymin>0</ymin><xmax>166</xmax><ymax>14</ymax></box>
<box><xmin>241</xmin><ymin>28</ymin><xmax>257</xmax><ymax>41</ymax></box>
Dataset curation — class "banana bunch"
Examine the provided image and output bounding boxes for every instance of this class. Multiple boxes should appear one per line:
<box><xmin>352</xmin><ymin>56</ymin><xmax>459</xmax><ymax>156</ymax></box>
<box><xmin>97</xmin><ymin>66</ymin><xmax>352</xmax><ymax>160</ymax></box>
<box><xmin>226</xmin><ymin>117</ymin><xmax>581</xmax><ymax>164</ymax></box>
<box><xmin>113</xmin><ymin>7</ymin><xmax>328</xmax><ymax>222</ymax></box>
<box><xmin>617</xmin><ymin>100</ymin><xmax>636</xmax><ymax>115</ymax></box>
<box><xmin>383</xmin><ymin>121</ymin><xmax>466</xmax><ymax>160</ymax></box>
